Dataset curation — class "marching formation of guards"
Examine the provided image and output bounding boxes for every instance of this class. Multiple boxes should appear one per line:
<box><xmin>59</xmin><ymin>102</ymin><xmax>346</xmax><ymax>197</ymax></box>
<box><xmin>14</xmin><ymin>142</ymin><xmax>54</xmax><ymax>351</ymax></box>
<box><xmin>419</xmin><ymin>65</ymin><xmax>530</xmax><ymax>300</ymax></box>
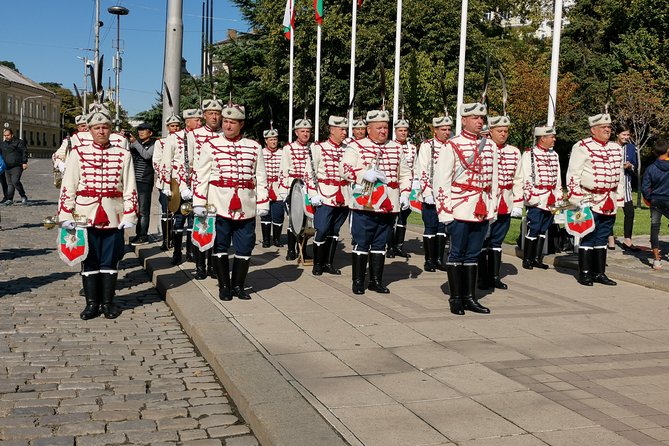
<box><xmin>54</xmin><ymin>94</ymin><xmax>626</xmax><ymax>320</ymax></box>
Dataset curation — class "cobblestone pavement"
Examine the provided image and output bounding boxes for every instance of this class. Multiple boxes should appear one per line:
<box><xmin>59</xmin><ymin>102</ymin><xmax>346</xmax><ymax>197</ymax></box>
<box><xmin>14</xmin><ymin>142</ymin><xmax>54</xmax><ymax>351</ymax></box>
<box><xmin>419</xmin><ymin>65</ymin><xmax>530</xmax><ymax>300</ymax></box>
<box><xmin>0</xmin><ymin>159</ymin><xmax>259</xmax><ymax>446</ymax></box>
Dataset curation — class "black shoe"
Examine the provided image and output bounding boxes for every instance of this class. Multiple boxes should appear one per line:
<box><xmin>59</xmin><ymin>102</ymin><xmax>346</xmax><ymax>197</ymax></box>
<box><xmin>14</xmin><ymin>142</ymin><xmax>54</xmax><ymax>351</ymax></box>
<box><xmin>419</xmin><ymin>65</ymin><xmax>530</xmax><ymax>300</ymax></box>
<box><xmin>131</xmin><ymin>235</ymin><xmax>148</xmax><ymax>246</ymax></box>
<box><xmin>3</xmin><ymin>200</ymin><xmax>13</xmax><ymax>206</ymax></box>
<box><xmin>19</xmin><ymin>197</ymin><xmax>28</xmax><ymax>205</ymax></box>
<box><xmin>273</xmin><ymin>225</ymin><xmax>284</xmax><ymax>247</ymax></box>
<box><xmin>462</xmin><ymin>297</ymin><xmax>491</xmax><ymax>314</ymax></box>
<box><xmin>594</xmin><ymin>274</ymin><xmax>617</xmax><ymax>286</ymax></box>
<box><xmin>171</xmin><ymin>252</ymin><xmax>182</xmax><ymax>265</ymax></box>
<box><xmin>386</xmin><ymin>247</ymin><xmax>395</xmax><ymax>258</ymax></box>
<box><xmin>286</xmin><ymin>250</ymin><xmax>297</xmax><ymax>261</ymax></box>
<box><xmin>578</xmin><ymin>272</ymin><xmax>594</xmax><ymax>286</ymax></box>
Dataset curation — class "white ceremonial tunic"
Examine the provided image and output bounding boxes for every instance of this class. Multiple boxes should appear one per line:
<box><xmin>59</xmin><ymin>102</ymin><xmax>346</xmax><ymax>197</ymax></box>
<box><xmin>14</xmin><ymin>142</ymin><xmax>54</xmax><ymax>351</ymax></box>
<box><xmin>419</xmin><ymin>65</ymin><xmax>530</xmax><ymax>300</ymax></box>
<box><xmin>278</xmin><ymin>141</ymin><xmax>311</xmax><ymax>198</ymax></box>
<box><xmin>192</xmin><ymin>135</ymin><xmax>269</xmax><ymax>219</ymax></box>
<box><xmin>58</xmin><ymin>140</ymin><xmax>138</xmax><ymax>228</ymax></box>
<box><xmin>495</xmin><ymin>143</ymin><xmax>523</xmax><ymax>215</ymax></box>
<box><xmin>415</xmin><ymin>137</ymin><xmax>448</xmax><ymax>201</ymax></box>
<box><xmin>305</xmin><ymin>138</ymin><xmax>350</xmax><ymax>207</ymax></box>
<box><xmin>566</xmin><ymin>137</ymin><xmax>625</xmax><ymax>215</ymax></box>
<box><xmin>340</xmin><ymin>137</ymin><xmax>411</xmax><ymax>213</ymax></box>
<box><xmin>152</xmin><ymin>136</ymin><xmax>171</xmax><ymax>190</ymax></box>
<box><xmin>521</xmin><ymin>145</ymin><xmax>562</xmax><ymax>211</ymax></box>
<box><xmin>262</xmin><ymin>146</ymin><xmax>283</xmax><ymax>201</ymax></box>
<box><xmin>168</xmin><ymin>129</ymin><xmax>197</xmax><ymax>192</ymax></box>
<box><xmin>433</xmin><ymin>130</ymin><xmax>498</xmax><ymax>223</ymax></box>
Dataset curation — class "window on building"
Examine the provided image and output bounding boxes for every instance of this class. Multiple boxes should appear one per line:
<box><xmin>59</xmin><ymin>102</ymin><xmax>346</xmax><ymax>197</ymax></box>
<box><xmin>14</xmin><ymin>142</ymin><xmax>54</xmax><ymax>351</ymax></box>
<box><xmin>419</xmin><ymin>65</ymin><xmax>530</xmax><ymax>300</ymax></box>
<box><xmin>43</xmin><ymin>132</ymin><xmax>47</xmax><ymax>145</ymax></box>
<box><xmin>29</xmin><ymin>131</ymin><xmax>34</xmax><ymax>145</ymax></box>
<box><xmin>52</xmin><ymin>134</ymin><xmax>57</xmax><ymax>146</ymax></box>
<box><xmin>15</xmin><ymin>99</ymin><xmax>18</xmax><ymax>115</ymax></box>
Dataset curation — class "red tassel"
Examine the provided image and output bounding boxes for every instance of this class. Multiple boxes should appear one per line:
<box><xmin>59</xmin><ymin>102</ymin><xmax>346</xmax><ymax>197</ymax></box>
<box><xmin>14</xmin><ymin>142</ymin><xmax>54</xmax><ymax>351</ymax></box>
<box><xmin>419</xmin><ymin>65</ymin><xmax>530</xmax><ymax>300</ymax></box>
<box><xmin>229</xmin><ymin>190</ymin><xmax>242</xmax><ymax>211</ymax></box>
<box><xmin>498</xmin><ymin>195</ymin><xmax>508</xmax><ymax>215</ymax></box>
<box><xmin>474</xmin><ymin>194</ymin><xmax>487</xmax><ymax>218</ymax></box>
<box><xmin>269</xmin><ymin>188</ymin><xmax>277</xmax><ymax>201</ymax></box>
<box><xmin>93</xmin><ymin>203</ymin><xmax>110</xmax><ymax>227</ymax></box>
<box><xmin>547</xmin><ymin>192</ymin><xmax>556</xmax><ymax>207</ymax></box>
<box><xmin>335</xmin><ymin>188</ymin><xmax>345</xmax><ymax>205</ymax></box>
<box><xmin>602</xmin><ymin>194</ymin><xmax>615</xmax><ymax>213</ymax></box>
<box><xmin>381</xmin><ymin>197</ymin><xmax>393</xmax><ymax>212</ymax></box>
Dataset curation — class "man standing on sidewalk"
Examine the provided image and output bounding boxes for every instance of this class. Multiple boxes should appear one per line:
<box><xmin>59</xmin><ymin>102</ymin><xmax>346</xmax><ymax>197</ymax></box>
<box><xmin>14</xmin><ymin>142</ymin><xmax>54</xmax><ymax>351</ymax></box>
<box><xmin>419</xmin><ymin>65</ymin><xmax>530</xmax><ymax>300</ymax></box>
<box><xmin>129</xmin><ymin>123</ymin><xmax>155</xmax><ymax>245</ymax></box>
<box><xmin>641</xmin><ymin>139</ymin><xmax>669</xmax><ymax>270</ymax></box>
<box><xmin>1</xmin><ymin>128</ymin><xmax>29</xmax><ymax>206</ymax></box>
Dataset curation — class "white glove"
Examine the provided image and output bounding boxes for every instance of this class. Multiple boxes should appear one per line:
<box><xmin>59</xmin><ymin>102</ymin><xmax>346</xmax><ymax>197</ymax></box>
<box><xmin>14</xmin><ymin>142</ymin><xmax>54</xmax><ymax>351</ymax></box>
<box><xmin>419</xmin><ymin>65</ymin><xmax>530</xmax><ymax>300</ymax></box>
<box><xmin>181</xmin><ymin>188</ymin><xmax>193</xmax><ymax>201</ymax></box>
<box><xmin>352</xmin><ymin>184</ymin><xmax>364</xmax><ymax>195</ymax></box>
<box><xmin>400</xmin><ymin>196</ymin><xmax>410</xmax><ymax>211</ymax></box>
<box><xmin>279</xmin><ymin>192</ymin><xmax>288</xmax><ymax>201</ymax></box>
<box><xmin>424</xmin><ymin>194</ymin><xmax>435</xmax><ymax>205</ymax></box>
<box><xmin>375</xmin><ymin>170</ymin><xmax>388</xmax><ymax>184</ymax></box>
<box><xmin>411</xmin><ymin>179</ymin><xmax>420</xmax><ymax>190</ymax></box>
<box><xmin>510</xmin><ymin>207</ymin><xmax>523</xmax><ymax>218</ymax></box>
<box><xmin>57</xmin><ymin>161</ymin><xmax>66</xmax><ymax>174</ymax></box>
<box><xmin>257</xmin><ymin>208</ymin><xmax>269</xmax><ymax>217</ymax></box>
<box><xmin>118</xmin><ymin>220</ymin><xmax>135</xmax><ymax>230</ymax></box>
<box><xmin>362</xmin><ymin>169</ymin><xmax>377</xmax><ymax>183</ymax></box>
<box><xmin>310</xmin><ymin>195</ymin><xmax>323</xmax><ymax>206</ymax></box>
<box><xmin>162</xmin><ymin>188</ymin><xmax>172</xmax><ymax>197</ymax></box>
<box><xmin>61</xmin><ymin>220</ymin><xmax>76</xmax><ymax>230</ymax></box>
<box><xmin>193</xmin><ymin>206</ymin><xmax>207</xmax><ymax>217</ymax></box>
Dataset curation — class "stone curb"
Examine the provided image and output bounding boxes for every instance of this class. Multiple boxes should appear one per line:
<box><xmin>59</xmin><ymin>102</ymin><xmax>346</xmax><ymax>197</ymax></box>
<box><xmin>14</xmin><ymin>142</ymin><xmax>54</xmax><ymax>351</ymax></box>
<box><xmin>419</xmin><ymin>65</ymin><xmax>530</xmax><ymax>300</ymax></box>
<box><xmin>135</xmin><ymin>246</ymin><xmax>348</xmax><ymax>446</ymax></box>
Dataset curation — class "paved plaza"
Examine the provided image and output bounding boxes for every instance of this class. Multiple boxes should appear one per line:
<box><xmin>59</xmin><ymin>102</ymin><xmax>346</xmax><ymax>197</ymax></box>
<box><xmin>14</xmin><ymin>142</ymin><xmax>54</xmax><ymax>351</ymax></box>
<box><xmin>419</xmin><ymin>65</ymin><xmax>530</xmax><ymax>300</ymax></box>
<box><xmin>4</xmin><ymin>159</ymin><xmax>669</xmax><ymax>445</ymax></box>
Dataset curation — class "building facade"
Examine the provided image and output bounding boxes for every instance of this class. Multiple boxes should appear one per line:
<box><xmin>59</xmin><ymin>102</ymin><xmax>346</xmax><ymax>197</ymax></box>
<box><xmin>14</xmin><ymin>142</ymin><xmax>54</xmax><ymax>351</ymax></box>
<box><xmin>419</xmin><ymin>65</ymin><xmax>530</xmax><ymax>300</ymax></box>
<box><xmin>0</xmin><ymin>65</ymin><xmax>61</xmax><ymax>157</ymax></box>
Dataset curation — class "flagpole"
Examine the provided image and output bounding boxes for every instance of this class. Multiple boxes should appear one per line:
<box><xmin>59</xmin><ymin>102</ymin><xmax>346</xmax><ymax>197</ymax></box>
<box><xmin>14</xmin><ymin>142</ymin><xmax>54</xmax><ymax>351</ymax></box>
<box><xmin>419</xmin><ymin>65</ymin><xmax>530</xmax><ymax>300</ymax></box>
<box><xmin>547</xmin><ymin>0</ymin><xmax>563</xmax><ymax>127</ymax></box>
<box><xmin>391</xmin><ymin>0</ymin><xmax>402</xmax><ymax>140</ymax></box>
<box><xmin>289</xmin><ymin>26</ymin><xmax>295</xmax><ymax>142</ymax></box>
<box><xmin>348</xmin><ymin>0</ymin><xmax>358</xmax><ymax>137</ymax></box>
<box><xmin>315</xmin><ymin>24</ymin><xmax>322</xmax><ymax>141</ymax></box>
<box><xmin>455</xmin><ymin>0</ymin><xmax>468</xmax><ymax>135</ymax></box>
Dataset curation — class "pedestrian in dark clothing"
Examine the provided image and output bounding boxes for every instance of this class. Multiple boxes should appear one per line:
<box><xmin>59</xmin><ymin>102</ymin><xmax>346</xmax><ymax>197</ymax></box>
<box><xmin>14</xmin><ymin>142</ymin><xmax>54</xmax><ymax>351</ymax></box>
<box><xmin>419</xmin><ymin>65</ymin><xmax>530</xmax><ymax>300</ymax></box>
<box><xmin>1</xmin><ymin>128</ymin><xmax>28</xmax><ymax>205</ymax></box>
<box><xmin>642</xmin><ymin>138</ymin><xmax>669</xmax><ymax>270</ymax></box>
<box><xmin>615</xmin><ymin>125</ymin><xmax>639</xmax><ymax>250</ymax></box>
<box><xmin>128</xmin><ymin>124</ymin><xmax>155</xmax><ymax>245</ymax></box>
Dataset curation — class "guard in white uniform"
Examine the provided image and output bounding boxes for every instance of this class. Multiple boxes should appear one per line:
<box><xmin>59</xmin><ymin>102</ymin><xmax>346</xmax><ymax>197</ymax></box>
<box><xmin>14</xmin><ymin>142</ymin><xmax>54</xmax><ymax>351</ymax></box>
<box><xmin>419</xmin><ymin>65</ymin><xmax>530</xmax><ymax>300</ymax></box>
<box><xmin>387</xmin><ymin>118</ymin><xmax>416</xmax><ymax>259</ymax></box>
<box><xmin>260</xmin><ymin>128</ymin><xmax>285</xmax><ymax>248</ymax></box>
<box><xmin>566</xmin><ymin>113</ymin><xmax>624</xmax><ymax>286</ymax></box>
<box><xmin>192</xmin><ymin>102</ymin><xmax>269</xmax><ymax>300</ymax></box>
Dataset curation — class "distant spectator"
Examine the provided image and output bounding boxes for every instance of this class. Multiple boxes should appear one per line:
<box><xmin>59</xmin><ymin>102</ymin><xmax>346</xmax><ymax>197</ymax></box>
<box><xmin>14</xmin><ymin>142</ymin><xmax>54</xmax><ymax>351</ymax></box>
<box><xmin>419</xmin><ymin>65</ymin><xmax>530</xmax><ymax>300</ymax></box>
<box><xmin>128</xmin><ymin>124</ymin><xmax>155</xmax><ymax>245</ymax></box>
<box><xmin>0</xmin><ymin>128</ymin><xmax>28</xmax><ymax>206</ymax></box>
<box><xmin>610</xmin><ymin>125</ymin><xmax>639</xmax><ymax>251</ymax></box>
<box><xmin>641</xmin><ymin>138</ymin><xmax>669</xmax><ymax>270</ymax></box>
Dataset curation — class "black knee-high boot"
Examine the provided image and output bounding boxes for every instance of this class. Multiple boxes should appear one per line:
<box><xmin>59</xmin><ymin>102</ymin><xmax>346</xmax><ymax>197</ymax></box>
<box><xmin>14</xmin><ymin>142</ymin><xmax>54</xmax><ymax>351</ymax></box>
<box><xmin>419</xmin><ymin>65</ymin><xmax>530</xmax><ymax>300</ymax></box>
<box><xmin>446</xmin><ymin>264</ymin><xmax>464</xmax><ymax>315</ymax></box>
<box><xmin>351</xmin><ymin>253</ymin><xmax>368</xmax><ymax>295</ymax></box>
<box><xmin>393</xmin><ymin>226</ymin><xmax>411</xmax><ymax>258</ymax></box>
<box><xmin>185</xmin><ymin>231</ymin><xmax>194</xmax><ymax>262</ymax></box>
<box><xmin>323</xmin><ymin>237</ymin><xmax>341</xmax><ymax>275</ymax></box>
<box><xmin>312</xmin><ymin>241</ymin><xmax>326</xmax><ymax>276</ymax></box>
<box><xmin>231</xmin><ymin>257</ymin><xmax>252</xmax><ymax>300</ymax></box>
<box><xmin>194</xmin><ymin>249</ymin><xmax>207</xmax><ymax>280</ymax></box>
<box><xmin>286</xmin><ymin>230</ymin><xmax>297</xmax><ymax>260</ymax></box>
<box><xmin>273</xmin><ymin>224</ymin><xmax>284</xmax><ymax>247</ymax></box>
<box><xmin>261</xmin><ymin>223</ymin><xmax>271</xmax><ymax>248</ymax></box>
<box><xmin>522</xmin><ymin>237</ymin><xmax>536</xmax><ymax>270</ymax></box>
<box><xmin>462</xmin><ymin>264</ymin><xmax>491</xmax><ymax>314</ymax></box>
<box><xmin>80</xmin><ymin>274</ymin><xmax>101</xmax><ymax>320</ymax></box>
<box><xmin>577</xmin><ymin>248</ymin><xmax>594</xmax><ymax>286</ymax></box>
<box><xmin>533</xmin><ymin>236</ymin><xmax>549</xmax><ymax>269</ymax></box>
<box><xmin>171</xmin><ymin>231</ymin><xmax>183</xmax><ymax>265</ymax></box>
<box><xmin>213</xmin><ymin>255</ymin><xmax>232</xmax><ymax>300</ymax></box>
<box><xmin>435</xmin><ymin>234</ymin><xmax>447</xmax><ymax>271</ymax></box>
<box><xmin>368</xmin><ymin>253</ymin><xmax>390</xmax><ymax>294</ymax></box>
<box><xmin>593</xmin><ymin>248</ymin><xmax>617</xmax><ymax>286</ymax></box>
<box><xmin>477</xmin><ymin>249</ymin><xmax>491</xmax><ymax>290</ymax></box>
<box><xmin>423</xmin><ymin>236</ymin><xmax>437</xmax><ymax>272</ymax></box>
<box><xmin>100</xmin><ymin>273</ymin><xmax>122</xmax><ymax>319</ymax></box>
<box><xmin>490</xmin><ymin>249</ymin><xmax>507</xmax><ymax>289</ymax></box>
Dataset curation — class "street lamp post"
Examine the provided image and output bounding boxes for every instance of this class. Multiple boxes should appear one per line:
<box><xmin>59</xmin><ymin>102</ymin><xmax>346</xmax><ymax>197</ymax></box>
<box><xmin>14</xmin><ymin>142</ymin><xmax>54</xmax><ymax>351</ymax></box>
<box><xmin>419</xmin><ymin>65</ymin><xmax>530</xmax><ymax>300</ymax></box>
<box><xmin>19</xmin><ymin>95</ymin><xmax>44</xmax><ymax>143</ymax></box>
<box><xmin>60</xmin><ymin>107</ymin><xmax>81</xmax><ymax>141</ymax></box>
<box><xmin>108</xmin><ymin>5</ymin><xmax>129</xmax><ymax>132</ymax></box>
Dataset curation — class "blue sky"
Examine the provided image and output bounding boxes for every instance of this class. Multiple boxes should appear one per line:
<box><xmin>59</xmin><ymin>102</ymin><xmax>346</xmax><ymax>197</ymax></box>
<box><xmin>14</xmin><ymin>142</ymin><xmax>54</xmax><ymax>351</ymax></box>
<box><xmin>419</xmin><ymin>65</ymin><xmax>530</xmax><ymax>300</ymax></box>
<box><xmin>2</xmin><ymin>0</ymin><xmax>248</xmax><ymax>116</ymax></box>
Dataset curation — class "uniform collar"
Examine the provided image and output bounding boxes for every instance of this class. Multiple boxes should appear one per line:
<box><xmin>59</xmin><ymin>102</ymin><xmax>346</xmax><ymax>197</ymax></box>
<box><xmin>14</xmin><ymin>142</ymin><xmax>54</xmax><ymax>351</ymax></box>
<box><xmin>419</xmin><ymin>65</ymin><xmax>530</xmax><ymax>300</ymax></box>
<box><xmin>461</xmin><ymin>130</ymin><xmax>477</xmax><ymax>141</ymax></box>
<box><xmin>435</xmin><ymin>136</ymin><xmax>448</xmax><ymax>145</ymax></box>
<box><xmin>226</xmin><ymin>134</ymin><xmax>242</xmax><ymax>143</ymax></box>
<box><xmin>204</xmin><ymin>125</ymin><xmax>220</xmax><ymax>133</ymax></box>
<box><xmin>92</xmin><ymin>142</ymin><xmax>110</xmax><ymax>150</ymax></box>
<box><xmin>328</xmin><ymin>138</ymin><xmax>341</xmax><ymax>148</ymax></box>
<box><xmin>592</xmin><ymin>137</ymin><xmax>608</xmax><ymax>146</ymax></box>
<box><xmin>536</xmin><ymin>143</ymin><xmax>551</xmax><ymax>152</ymax></box>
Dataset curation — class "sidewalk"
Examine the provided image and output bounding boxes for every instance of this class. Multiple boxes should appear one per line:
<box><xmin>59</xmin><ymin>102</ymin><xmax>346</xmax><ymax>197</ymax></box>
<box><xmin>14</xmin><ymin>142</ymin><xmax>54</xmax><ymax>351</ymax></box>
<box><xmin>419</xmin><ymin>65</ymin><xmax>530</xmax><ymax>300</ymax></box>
<box><xmin>138</xmin><ymin>193</ymin><xmax>669</xmax><ymax>445</ymax></box>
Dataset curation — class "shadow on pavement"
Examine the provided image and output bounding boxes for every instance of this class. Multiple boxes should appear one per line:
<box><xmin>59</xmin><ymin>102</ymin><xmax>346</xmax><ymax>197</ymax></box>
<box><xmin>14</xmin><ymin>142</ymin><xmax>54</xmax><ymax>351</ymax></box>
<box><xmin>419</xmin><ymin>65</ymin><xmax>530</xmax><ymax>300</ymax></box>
<box><xmin>248</xmin><ymin>264</ymin><xmax>305</xmax><ymax>292</ymax></box>
<box><xmin>0</xmin><ymin>271</ymin><xmax>77</xmax><ymax>298</ymax></box>
<box><xmin>0</xmin><ymin>247</ymin><xmax>56</xmax><ymax>260</ymax></box>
